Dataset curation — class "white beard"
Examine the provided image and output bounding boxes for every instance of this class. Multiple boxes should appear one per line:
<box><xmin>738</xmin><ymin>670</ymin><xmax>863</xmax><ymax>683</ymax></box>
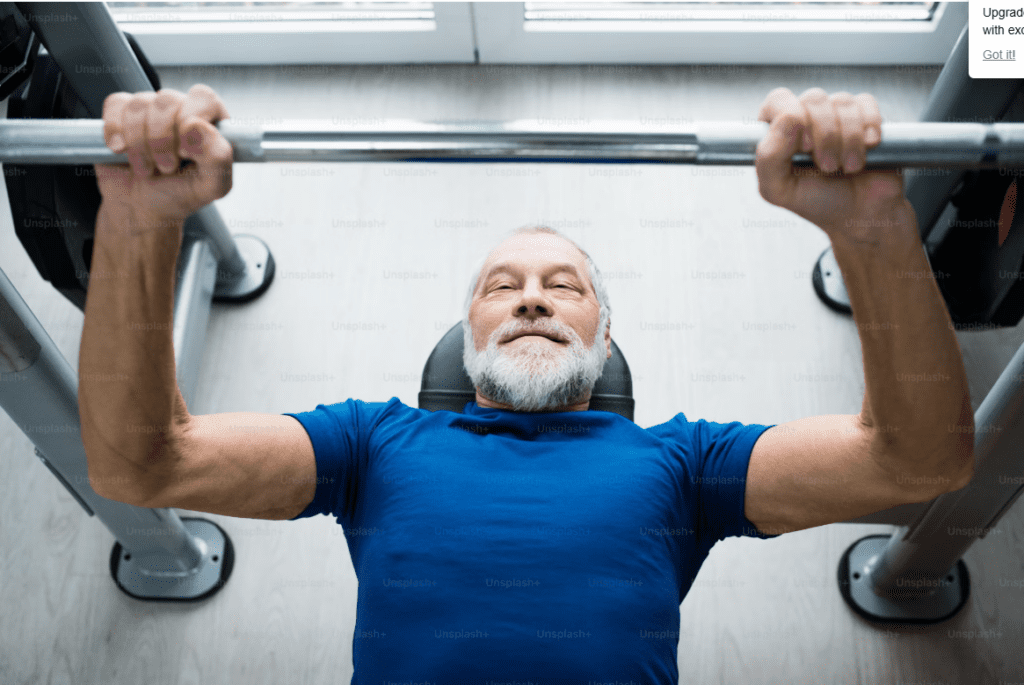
<box><xmin>463</xmin><ymin>318</ymin><xmax>608</xmax><ymax>412</ymax></box>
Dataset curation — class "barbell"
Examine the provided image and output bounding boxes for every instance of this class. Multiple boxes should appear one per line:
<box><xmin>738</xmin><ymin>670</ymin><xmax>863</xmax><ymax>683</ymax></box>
<box><xmin>2</xmin><ymin>118</ymin><xmax>1024</xmax><ymax>168</ymax></box>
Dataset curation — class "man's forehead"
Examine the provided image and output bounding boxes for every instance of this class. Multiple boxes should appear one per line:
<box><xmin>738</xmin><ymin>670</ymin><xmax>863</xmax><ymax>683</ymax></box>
<box><xmin>481</xmin><ymin>234</ymin><xmax>587</xmax><ymax>273</ymax></box>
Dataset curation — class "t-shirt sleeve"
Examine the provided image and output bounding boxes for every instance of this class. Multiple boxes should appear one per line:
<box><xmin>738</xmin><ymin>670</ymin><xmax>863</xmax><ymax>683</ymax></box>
<box><xmin>283</xmin><ymin>397</ymin><xmax>398</xmax><ymax>523</ymax></box>
<box><xmin>691</xmin><ymin>417</ymin><xmax>779</xmax><ymax>542</ymax></box>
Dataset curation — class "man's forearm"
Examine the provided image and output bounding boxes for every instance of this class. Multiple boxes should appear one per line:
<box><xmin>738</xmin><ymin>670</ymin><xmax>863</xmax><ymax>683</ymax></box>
<box><xmin>826</xmin><ymin>202</ymin><xmax>975</xmax><ymax>491</ymax></box>
<box><xmin>79</xmin><ymin>201</ymin><xmax>190</xmax><ymax>500</ymax></box>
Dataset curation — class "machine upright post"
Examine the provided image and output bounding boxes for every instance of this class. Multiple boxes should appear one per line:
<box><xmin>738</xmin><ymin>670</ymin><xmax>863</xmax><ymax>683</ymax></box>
<box><xmin>12</xmin><ymin>1</ymin><xmax>273</xmax><ymax>302</ymax></box>
<box><xmin>3</xmin><ymin>0</ymin><xmax>240</xmax><ymax>600</ymax></box>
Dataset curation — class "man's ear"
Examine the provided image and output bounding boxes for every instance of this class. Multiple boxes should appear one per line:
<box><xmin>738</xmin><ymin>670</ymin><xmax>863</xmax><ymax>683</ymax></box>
<box><xmin>604</xmin><ymin>318</ymin><xmax>612</xmax><ymax>360</ymax></box>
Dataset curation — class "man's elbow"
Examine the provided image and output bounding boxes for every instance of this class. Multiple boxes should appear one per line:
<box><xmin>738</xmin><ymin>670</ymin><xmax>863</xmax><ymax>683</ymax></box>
<box><xmin>84</xmin><ymin>441</ymin><xmax>170</xmax><ymax>508</ymax></box>
<box><xmin>946</xmin><ymin>402</ymin><xmax>976</xmax><ymax>491</ymax></box>
<box><xmin>88</xmin><ymin>469</ymin><xmax>150</xmax><ymax>506</ymax></box>
<box><xmin>942</xmin><ymin>439</ymin><xmax>975</xmax><ymax>493</ymax></box>
<box><xmin>948</xmin><ymin>461</ymin><xmax>975</xmax><ymax>493</ymax></box>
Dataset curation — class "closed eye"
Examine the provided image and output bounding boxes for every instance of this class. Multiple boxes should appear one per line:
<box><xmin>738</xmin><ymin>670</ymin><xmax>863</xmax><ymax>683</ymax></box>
<box><xmin>495</xmin><ymin>284</ymin><xmax>572</xmax><ymax>290</ymax></box>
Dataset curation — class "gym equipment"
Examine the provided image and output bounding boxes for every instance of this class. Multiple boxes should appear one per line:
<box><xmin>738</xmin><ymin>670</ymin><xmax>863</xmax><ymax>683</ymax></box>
<box><xmin>0</xmin><ymin>1</ymin><xmax>39</xmax><ymax>101</ymax></box>
<box><xmin>2</xmin><ymin>1</ymin><xmax>1024</xmax><ymax>628</ymax></box>
<box><xmin>1</xmin><ymin>1</ymin><xmax>240</xmax><ymax>602</ymax></box>
<box><xmin>814</xmin><ymin>24</ymin><xmax>1024</xmax><ymax>330</ymax></box>
<box><xmin>3</xmin><ymin>21</ymin><xmax>274</xmax><ymax>317</ymax></box>
<box><xmin>5</xmin><ymin>118</ymin><xmax>1024</xmax><ymax>168</ymax></box>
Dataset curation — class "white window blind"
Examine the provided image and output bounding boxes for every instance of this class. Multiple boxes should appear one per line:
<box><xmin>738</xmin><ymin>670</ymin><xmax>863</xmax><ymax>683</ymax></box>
<box><xmin>104</xmin><ymin>1</ymin><xmax>474</xmax><ymax>65</ymax></box>
<box><xmin>107</xmin><ymin>2</ymin><xmax>436</xmax><ymax>31</ymax></box>
<box><xmin>523</xmin><ymin>2</ymin><xmax>939</xmax><ymax>26</ymax></box>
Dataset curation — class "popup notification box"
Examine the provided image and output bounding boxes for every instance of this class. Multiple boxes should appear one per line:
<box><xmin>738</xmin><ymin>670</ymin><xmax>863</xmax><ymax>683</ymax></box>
<box><xmin>971</xmin><ymin>2</ymin><xmax>1024</xmax><ymax>77</ymax></box>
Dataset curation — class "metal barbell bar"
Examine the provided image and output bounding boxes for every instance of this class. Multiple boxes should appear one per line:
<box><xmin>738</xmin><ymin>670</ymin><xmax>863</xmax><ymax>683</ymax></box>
<box><xmin>3</xmin><ymin>119</ymin><xmax>1024</xmax><ymax>168</ymax></box>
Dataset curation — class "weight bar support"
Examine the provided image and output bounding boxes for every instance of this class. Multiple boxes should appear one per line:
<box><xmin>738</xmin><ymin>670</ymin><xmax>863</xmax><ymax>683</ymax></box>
<box><xmin>3</xmin><ymin>119</ymin><xmax>1024</xmax><ymax>168</ymax></box>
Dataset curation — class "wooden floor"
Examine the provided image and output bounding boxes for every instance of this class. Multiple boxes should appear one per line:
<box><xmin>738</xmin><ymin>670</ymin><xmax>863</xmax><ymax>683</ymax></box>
<box><xmin>2</xmin><ymin>63</ymin><xmax>1024</xmax><ymax>684</ymax></box>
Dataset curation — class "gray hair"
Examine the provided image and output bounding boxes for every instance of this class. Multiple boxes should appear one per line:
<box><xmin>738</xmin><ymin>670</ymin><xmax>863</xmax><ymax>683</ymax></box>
<box><xmin>461</xmin><ymin>225</ymin><xmax>612</xmax><ymax>346</ymax></box>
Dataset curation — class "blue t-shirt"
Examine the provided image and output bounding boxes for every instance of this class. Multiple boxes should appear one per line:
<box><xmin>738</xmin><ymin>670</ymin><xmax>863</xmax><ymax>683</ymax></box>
<box><xmin>285</xmin><ymin>397</ymin><xmax>777</xmax><ymax>684</ymax></box>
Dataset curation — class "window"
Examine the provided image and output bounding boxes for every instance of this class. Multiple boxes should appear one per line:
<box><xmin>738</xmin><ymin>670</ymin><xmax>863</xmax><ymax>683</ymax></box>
<box><xmin>104</xmin><ymin>1</ymin><xmax>475</xmax><ymax>65</ymax></box>
<box><xmin>477</xmin><ymin>1</ymin><xmax>966</xmax><ymax>63</ymax></box>
<box><xmin>100</xmin><ymin>1</ymin><xmax>967</xmax><ymax>66</ymax></box>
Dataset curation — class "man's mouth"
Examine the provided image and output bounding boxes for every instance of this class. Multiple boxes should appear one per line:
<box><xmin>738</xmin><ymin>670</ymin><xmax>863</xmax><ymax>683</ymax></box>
<box><xmin>506</xmin><ymin>332</ymin><xmax>563</xmax><ymax>343</ymax></box>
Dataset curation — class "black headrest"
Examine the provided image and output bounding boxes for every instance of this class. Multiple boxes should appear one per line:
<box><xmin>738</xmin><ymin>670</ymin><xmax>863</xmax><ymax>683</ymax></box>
<box><xmin>418</xmin><ymin>322</ymin><xmax>635</xmax><ymax>421</ymax></box>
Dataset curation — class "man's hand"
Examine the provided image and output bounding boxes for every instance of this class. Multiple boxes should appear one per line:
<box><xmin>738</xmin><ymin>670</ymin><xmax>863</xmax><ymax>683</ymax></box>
<box><xmin>754</xmin><ymin>87</ymin><xmax>915</xmax><ymax>242</ymax></box>
<box><xmin>94</xmin><ymin>84</ymin><xmax>234</xmax><ymax>225</ymax></box>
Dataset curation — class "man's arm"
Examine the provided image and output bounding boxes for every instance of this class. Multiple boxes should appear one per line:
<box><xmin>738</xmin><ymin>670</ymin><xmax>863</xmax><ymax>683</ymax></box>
<box><xmin>745</xmin><ymin>212</ymin><xmax>974</xmax><ymax>536</ymax></box>
<box><xmin>80</xmin><ymin>87</ymin><xmax>319</xmax><ymax>520</ymax></box>
<box><xmin>830</xmin><ymin>205</ymin><xmax>975</xmax><ymax>487</ymax></box>
<box><xmin>743</xmin><ymin>88</ymin><xmax>974</xmax><ymax>536</ymax></box>
<box><xmin>79</xmin><ymin>202</ymin><xmax>191</xmax><ymax>502</ymax></box>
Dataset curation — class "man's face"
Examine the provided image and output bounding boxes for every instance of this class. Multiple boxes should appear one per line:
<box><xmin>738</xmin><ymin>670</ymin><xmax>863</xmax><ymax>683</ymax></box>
<box><xmin>463</xmin><ymin>234</ymin><xmax>612</xmax><ymax>412</ymax></box>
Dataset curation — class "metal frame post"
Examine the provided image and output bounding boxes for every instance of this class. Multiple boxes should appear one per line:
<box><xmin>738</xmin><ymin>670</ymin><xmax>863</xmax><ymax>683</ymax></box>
<box><xmin>2</xmin><ymin>0</ymin><xmax>249</xmax><ymax>600</ymax></box>
<box><xmin>0</xmin><ymin>261</ymin><xmax>234</xmax><ymax>600</ymax></box>
<box><xmin>12</xmin><ymin>1</ymin><xmax>273</xmax><ymax>302</ymax></box>
<box><xmin>836</xmin><ymin>337</ymin><xmax>1024</xmax><ymax>623</ymax></box>
<box><xmin>812</xmin><ymin>24</ymin><xmax>1024</xmax><ymax>315</ymax></box>
<box><xmin>804</xmin><ymin>23</ymin><xmax>1024</xmax><ymax>625</ymax></box>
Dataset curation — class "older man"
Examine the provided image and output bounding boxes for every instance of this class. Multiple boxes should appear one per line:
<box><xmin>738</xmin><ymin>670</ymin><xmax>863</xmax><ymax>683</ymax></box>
<box><xmin>80</xmin><ymin>85</ymin><xmax>975</xmax><ymax>684</ymax></box>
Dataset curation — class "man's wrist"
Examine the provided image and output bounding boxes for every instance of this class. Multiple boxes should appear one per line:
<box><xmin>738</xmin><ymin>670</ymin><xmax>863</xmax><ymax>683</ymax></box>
<box><xmin>819</xmin><ymin>200</ymin><xmax>920</xmax><ymax>249</ymax></box>
<box><xmin>97</xmin><ymin>201</ymin><xmax>185</xmax><ymax>240</ymax></box>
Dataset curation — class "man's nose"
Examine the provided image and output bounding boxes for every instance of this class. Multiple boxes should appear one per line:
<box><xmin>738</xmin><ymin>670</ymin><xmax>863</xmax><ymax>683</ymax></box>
<box><xmin>516</xmin><ymin>285</ymin><xmax>551</xmax><ymax>315</ymax></box>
